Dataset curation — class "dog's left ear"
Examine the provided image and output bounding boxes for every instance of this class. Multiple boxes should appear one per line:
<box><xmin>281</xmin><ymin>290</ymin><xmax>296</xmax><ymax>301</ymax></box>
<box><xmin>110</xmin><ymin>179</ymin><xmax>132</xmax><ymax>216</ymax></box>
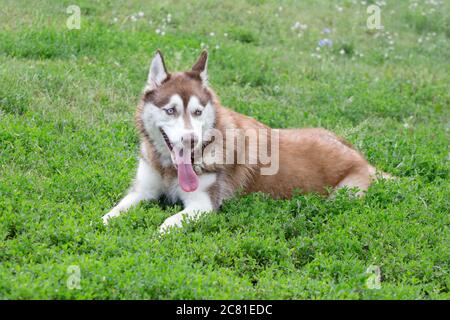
<box><xmin>192</xmin><ymin>50</ymin><xmax>208</xmax><ymax>86</ymax></box>
<box><xmin>146</xmin><ymin>50</ymin><xmax>168</xmax><ymax>90</ymax></box>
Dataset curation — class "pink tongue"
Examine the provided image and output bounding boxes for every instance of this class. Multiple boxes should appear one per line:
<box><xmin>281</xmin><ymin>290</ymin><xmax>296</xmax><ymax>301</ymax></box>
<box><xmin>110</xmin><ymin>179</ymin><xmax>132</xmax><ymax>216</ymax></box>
<box><xmin>173</xmin><ymin>147</ymin><xmax>199</xmax><ymax>192</ymax></box>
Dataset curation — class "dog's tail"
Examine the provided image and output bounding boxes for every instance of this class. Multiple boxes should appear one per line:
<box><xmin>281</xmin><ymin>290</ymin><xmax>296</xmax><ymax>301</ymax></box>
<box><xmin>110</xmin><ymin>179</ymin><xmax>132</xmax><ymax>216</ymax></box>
<box><xmin>368</xmin><ymin>165</ymin><xmax>397</xmax><ymax>181</ymax></box>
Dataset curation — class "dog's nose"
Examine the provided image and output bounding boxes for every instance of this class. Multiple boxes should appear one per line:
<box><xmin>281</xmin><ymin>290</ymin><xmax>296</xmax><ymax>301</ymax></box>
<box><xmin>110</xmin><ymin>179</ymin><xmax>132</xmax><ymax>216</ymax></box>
<box><xmin>181</xmin><ymin>133</ymin><xmax>199</xmax><ymax>148</ymax></box>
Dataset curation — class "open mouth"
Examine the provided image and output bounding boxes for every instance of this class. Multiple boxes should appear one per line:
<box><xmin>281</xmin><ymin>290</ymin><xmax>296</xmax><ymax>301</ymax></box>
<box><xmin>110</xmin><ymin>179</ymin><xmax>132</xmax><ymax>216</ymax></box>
<box><xmin>160</xmin><ymin>128</ymin><xmax>199</xmax><ymax>163</ymax></box>
<box><xmin>159</xmin><ymin>128</ymin><xmax>199</xmax><ymax>193</ymax></box>
<box><xmin>159</xmin><ymin>128</ymin><xmax>173</xmax><ymax>151</ymax></box>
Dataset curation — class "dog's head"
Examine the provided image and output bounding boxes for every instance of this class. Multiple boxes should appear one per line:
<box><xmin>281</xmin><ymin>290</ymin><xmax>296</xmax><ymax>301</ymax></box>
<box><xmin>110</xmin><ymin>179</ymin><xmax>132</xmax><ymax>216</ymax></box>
<box><xmin>139</xmin><ymin>50</ymin><xmax>216</xmax><ymax>192</ymax></box>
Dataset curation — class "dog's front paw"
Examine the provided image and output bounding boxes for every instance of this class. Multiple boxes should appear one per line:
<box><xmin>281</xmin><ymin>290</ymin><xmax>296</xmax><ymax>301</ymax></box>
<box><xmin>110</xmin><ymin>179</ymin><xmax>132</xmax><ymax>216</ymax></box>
<box><xmin>102</xmin><ymin>210</ymin><xmax>118</xmax><ymax>225</ymax></box>
<box><xmin>102</xmin><ymin>214</ymin><xmax>112</xmax><ymax>225</ymax></box>
<box><xmin>159</xmin><ymin>213</ymin><xmax>184</xmax><ymax>234</ymax></box>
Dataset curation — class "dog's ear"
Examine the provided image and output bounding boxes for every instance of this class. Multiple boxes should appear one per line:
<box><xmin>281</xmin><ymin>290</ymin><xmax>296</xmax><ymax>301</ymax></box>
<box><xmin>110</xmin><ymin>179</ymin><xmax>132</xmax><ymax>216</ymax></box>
<box><xmin>191</xmin><ymin>50</ymin><xmax>208</xmax><ymax>86</ymax></box>
<box><xmin>146</xmin><ymin>50</ymin><xmax>168</xmax><ymax>90</ymax></box>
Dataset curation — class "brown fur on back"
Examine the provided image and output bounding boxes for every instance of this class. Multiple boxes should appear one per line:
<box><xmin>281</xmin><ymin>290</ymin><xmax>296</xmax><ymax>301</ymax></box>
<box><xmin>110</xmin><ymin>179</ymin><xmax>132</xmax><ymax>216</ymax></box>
<box><xmin>205</xmin><ymin>107</ymin><xmax>369</xmax><ymax>199</ymax></box>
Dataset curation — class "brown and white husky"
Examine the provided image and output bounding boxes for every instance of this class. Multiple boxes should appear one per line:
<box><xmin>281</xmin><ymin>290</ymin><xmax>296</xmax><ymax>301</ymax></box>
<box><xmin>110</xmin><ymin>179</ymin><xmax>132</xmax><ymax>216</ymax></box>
<box><xmin>103</xmin><ymin>50</ymin><xmax>391</xmax><ymax>232</ymax></box>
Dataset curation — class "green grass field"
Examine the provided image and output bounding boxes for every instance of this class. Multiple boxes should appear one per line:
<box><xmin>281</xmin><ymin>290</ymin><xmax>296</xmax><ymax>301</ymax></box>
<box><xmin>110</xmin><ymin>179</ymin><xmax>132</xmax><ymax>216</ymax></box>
<box><xmin>0</xmin><ymin>0</ymin><xmax>449</xmax><ymax>299</ymax></box>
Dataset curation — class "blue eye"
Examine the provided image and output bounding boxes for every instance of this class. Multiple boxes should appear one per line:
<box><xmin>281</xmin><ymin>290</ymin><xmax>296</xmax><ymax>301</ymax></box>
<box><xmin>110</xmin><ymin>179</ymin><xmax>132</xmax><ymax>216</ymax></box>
<box><xmin>165</xmin><ymin>107</ymin><xmax>175</xmax><ymax>115</ymax></box>
<box><xmin>194</xmin><ymin>110</ymin><xmax>202</xmax><ymax>116</ymax></box>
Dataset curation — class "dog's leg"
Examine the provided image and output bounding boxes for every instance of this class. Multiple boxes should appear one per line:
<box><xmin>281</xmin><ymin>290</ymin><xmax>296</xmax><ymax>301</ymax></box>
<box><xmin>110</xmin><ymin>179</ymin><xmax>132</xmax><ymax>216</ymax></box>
<box><xmin>334</xmin><ymin>165</ymin><xmax>370</xmax><ymax>197</ymax></box>
<box><xmin>159</xmin><ymin>173</ymin><xmax>216</xmax><ymax>233</ymax></box>
<box><xmin>102</xmin><ymin>158</ymin><xmax>163</xmax><ymax>224</ymax></box>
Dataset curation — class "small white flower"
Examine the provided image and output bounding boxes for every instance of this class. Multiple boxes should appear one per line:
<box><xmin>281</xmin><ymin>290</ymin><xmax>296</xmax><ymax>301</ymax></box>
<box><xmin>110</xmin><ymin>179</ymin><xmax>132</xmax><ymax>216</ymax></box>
<box><xmin>224</xmin><ymin>32</ymin><xmax>228</xmax><ymax>37</ymax></box>
<box><xmin>292</xmin><ymin>21</ymin><xmax>307</xmax><ymax>32</ymax></box>
<box><xmin>209</xmin><ymin>32</ymin><xmax>215</xmax><ymax>36</ymax></box>
<box><xmin>215</xmin><ymin>45</ymin><xmax>220</xmax><ymax>49</ymax></box>
<box><xmin>155</xmin><ymin>28</ymin><xmax>161</xmax><ymax>34</ymax></box>
<box><xmin>137</xmin><ymin>11</ymin><xmax>144</xmax><ymax>18</ymax></box>
<box><xmin>340</xmin><ymin>49</ymin><xmax>345</xmax><ymax>55</ymax></box>
<box><xmin>130</xmin><ymin>15</ymin><xmax>137</xmax><ymax>22</ymax></box>
<box><xmin>112</xmin><ymin>17</ymin><xmax>118</xmax><ymax>23</ymax></box>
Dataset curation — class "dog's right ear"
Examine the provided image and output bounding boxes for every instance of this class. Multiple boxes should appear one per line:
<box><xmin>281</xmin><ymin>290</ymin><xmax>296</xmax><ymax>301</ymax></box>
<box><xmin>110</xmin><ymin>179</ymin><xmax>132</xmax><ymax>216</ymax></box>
<box><xmin>191</xmin><ymin>50</ymin><xmax>208</xmax><ymax>86</ymax></box>
<box><xmin>146</xmin><ymin>50</ymin><xmax>168</xmax><ymax>90</ymax></box>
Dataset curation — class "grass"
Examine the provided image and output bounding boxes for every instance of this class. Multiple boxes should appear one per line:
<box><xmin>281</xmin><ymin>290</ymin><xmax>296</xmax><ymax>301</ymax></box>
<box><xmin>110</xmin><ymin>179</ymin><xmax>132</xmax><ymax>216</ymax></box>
<box><xmin>0</xmin><ymin>0</ymin><xmax>449</xmax><ymax>299</ymax></box>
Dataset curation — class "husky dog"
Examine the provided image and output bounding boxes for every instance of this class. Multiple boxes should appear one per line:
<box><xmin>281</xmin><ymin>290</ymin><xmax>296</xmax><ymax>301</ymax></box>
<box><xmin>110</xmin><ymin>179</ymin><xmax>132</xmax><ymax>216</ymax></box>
<box><xmin>103</xmin><ymin>50</ymin><xmax>391</xmax><ymax>232</ymax></box>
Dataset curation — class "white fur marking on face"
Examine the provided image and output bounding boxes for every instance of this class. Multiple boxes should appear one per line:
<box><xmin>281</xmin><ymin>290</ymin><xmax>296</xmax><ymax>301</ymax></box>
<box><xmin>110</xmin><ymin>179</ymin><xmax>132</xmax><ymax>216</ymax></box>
<box><xmin>163</xmin><ymin>94</ymin><xmax>183</xmax><ymax>115</ymax></box>
<box><xmin>187</xmin><ymin>96</ymin><xmax>215</xmax><ymax>147</ymax></box>
<box><xmin>141</xmin><ymin>95</ymin><xmax>184</xmax><ymax>167</ymax></box>
<box><xmin>141</xmin><ymin>93</ymin><xmax>215</xmax><ymax>168</ymax></box>
<box><xmin>187</xmin><ymin>96</ymin><xmax>203</xmax><ymax>113</ymax></box>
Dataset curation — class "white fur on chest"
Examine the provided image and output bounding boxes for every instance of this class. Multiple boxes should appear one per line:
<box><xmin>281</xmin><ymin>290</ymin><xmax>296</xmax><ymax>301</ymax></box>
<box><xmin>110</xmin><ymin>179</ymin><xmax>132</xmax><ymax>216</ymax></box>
<box><xmin>163</xmin><ymin>172</ymin><xmax>216</xmax><ymax>205</ymax></box>
<box><xmin>140</xmin><ymin>141</ymin><xmax>216</xmax><ymax>204</ymax></box>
